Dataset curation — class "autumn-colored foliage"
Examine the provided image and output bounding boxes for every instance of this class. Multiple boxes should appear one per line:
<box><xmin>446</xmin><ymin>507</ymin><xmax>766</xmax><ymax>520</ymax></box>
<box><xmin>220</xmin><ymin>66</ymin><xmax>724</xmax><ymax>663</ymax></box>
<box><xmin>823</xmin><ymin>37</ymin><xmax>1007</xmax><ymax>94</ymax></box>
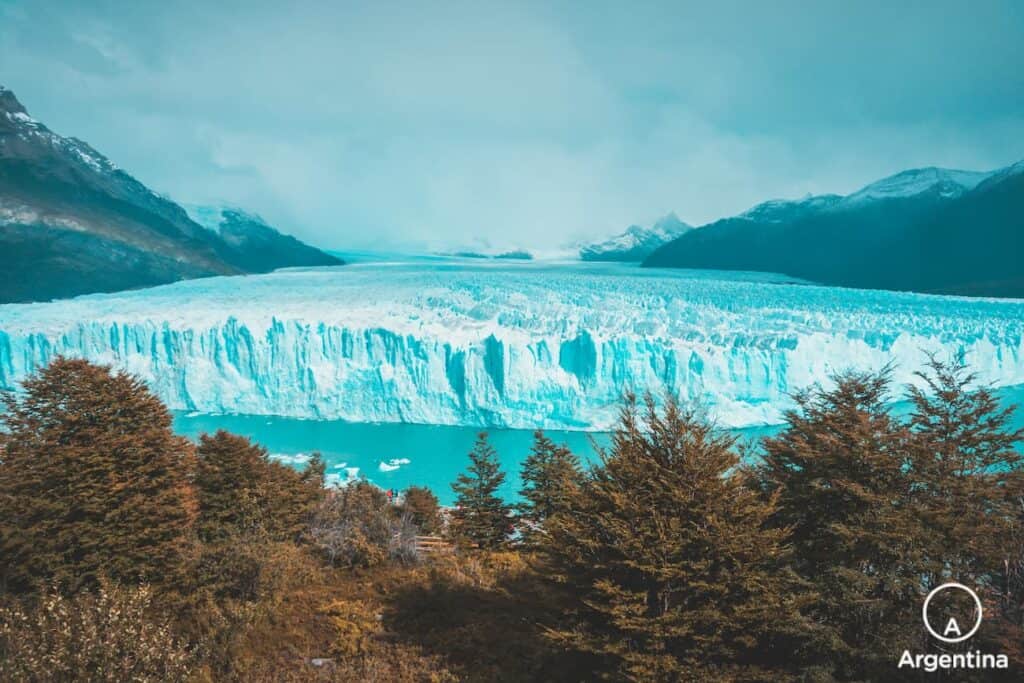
<box><xmin>0</xmin><ymin>582</ymin><xmax>194</xmax><ymax>682</ymax></box>
<box><xmin>195</xmin><ymin>430</ymin><xmax>324</xmax><ymax>544</ymax></box>
<box><xmin>400</xmin><ymin>485</ymin><xmax>443</xmax><ymax>535</ymax></box>
<box><xmin>0</xmin><ymin>358</ymin><xmax>196</xmax><ymax>594</ymax></box>
<box><xmin>542</xmin><ymin>395</ymin><xmax>816</xmax><ymax>681</ymax></box>
<box><xmin>1</xmin><ymin>356</ymin><xmax>1022</xmax><ymax>681</ymax></box>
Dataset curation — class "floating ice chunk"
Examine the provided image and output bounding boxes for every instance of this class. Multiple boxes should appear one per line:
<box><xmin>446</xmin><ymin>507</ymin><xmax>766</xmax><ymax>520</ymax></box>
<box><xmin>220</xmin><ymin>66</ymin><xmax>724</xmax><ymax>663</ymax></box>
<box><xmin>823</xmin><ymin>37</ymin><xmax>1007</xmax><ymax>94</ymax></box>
<box><xmin>269</xmin><ymin>452</ymin><xmax>311</xmax><ymax>466</ymax></box>
<box><xmin>324</xmin><ymin>466</ymin><xmax>362</xmax><ymax>488</ymax></box>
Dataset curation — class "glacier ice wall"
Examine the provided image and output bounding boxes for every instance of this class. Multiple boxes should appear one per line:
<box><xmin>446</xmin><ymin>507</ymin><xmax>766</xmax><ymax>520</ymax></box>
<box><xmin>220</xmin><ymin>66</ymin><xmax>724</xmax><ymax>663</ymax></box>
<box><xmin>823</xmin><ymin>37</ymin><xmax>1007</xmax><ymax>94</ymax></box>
<box><xmin>1</xmin><ymin>261</ymin><xmax>1022</xmax><ymax>430</ymax></box>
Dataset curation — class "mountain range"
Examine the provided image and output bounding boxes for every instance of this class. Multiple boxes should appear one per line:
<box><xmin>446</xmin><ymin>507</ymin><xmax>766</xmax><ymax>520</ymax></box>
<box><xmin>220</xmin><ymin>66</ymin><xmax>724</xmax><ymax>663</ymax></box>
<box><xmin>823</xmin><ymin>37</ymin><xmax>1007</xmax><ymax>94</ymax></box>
<box><xmin>0</xmin><ymin>86</ymin><xmax>341</xmax><ymax>304</ymax></box>
<box><xmin>4</xmin><ymin>82</ymin><xmax>1021</xmax><ymax>302</ymax></box>
<box><xmin>644</xmin><ymin>163</ymin><xmax>1024</xmax><ymax>297</ymax></box>
<box><xmin>579</xmin><ymin>212</ymin><xmax>691</xmax><ymax>262</ymax></box>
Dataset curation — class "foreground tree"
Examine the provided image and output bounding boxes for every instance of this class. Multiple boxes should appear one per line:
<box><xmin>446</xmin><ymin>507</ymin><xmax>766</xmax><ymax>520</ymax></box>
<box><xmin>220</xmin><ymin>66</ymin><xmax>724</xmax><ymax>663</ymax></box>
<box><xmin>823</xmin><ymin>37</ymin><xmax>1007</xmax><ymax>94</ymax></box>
<box><xmin>518</xmin><ymin>430</ymin><xmax>582</xmax><ymax>546</ymax></box>
<box><xmin>310</xmin><ymin>481</ymin><xmax>406</xmax><ymax>568</ymax></box>
<box><xmin>194</xmin><ymin>430</ymin><xmax>324</xmax><ymax>543</ymax></box>
<box><xmin>907</xmin><ymin>356</ymin><xmax>1023</xmax><ymax>585</ymax></box>
<box><xmin>545</xmin><ymin>395</ymin><xmax>815</xmax><ymax>681</ymax></box>
<box><xmin>757</xmin><ymin>370</ymin><xmax>920</xmax><ymax>680</ymax></box>
<box><xmin>907</xmin><ymin>356</ymin><xmax>1024</xmax><ymax>665</ymax></box>
<box><xmin>400</xmin><ymin>485</ymin><xmax>443</xmax><ymax>535</ymax></box>
<box><xmin>192</xmin><ymin>431</ymin><xmax>325</xmax><ymax>604</ymax></box>
<box><xmin>450</xmin><ymin>433</ymin><xmax>512</xmax><ymax>549</ymax></box>
<box><xmin>0</xmin><ymin>358</ymin><xmax>196</xmax><ymax>594</ymax></box>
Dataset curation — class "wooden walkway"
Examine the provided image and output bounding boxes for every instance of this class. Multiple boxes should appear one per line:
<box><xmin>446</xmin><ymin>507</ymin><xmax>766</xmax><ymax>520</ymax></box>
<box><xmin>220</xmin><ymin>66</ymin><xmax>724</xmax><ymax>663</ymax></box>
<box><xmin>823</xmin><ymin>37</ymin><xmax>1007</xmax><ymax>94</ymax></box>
<box><xmin>414</xmin><ymin>535</ymin><xmax>454</xmax><ymax>555</ymax></box>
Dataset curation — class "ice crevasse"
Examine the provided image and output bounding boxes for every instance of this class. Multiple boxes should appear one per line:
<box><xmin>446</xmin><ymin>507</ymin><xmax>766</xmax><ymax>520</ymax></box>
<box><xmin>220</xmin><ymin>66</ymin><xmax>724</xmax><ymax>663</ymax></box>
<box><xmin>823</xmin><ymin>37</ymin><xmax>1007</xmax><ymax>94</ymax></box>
<box><xmin>0</xmin><ymin>262</ymin><xmax>1023</xmax><ymax>430</ymax></box>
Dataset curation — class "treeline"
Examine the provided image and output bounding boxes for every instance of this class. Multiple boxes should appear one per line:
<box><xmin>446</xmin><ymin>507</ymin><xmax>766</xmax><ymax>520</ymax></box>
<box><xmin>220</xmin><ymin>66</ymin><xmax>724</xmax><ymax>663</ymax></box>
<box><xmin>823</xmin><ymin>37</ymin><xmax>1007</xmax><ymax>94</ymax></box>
<box><xmin>1</xmin><ymin>357</ymin><xmax>1022</xmax><ymax>681</ymax></box>
<box><xmin>441</xmin><ymin>359</ymin><xmax>1024</xmax><ymax>680</ymax></box>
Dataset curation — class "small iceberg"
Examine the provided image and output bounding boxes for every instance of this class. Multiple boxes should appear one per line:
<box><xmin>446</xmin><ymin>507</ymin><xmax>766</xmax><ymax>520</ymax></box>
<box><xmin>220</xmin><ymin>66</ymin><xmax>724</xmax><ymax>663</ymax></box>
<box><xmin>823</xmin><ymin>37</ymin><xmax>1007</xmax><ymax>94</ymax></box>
<box><xmin>378</xmin><ymin>457</ymin><xmax>411</xmax><ymax>472</ymax></box>
<box><xmin>269</xmin><ymin>452</ymin><xmax>312</xmax><ymax>466</ymax></box>
<box><xmin>324</xmin><ymin>466</ymin><xmax>361</xmax><ymax>488</ymax></box>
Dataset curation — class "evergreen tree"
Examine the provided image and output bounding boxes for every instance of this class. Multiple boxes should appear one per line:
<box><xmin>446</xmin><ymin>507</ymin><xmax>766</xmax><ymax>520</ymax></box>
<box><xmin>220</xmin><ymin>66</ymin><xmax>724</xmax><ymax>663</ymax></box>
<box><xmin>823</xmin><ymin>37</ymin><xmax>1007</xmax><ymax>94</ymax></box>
<box><xmin>907</xmin><ymin>356</ymin><xmax>1023</xmax><ymax>585</ymax></box>
<box><xmin>191</xmin><ymin>435</ymin><xmax>324</xmax><ymax>606</ymax></box>
<box><xmin>450</xmin><ymin>433</ymin><xmax>512</xmax><ymax>549</ymax></box>
<box><xmin>991</xmin><ymin>475</ymin><xmax>1024</xmax><ymax>667</ymax></box>
<box><xmin>195</xmin><ymin>430</ymin><xmax>324</xmax><ymax>543</ymax></box>
<box><xmin>544</xmin><ymin>395</ymin><xmax>815</xmax><ymax>681</ymax></box>
<box><xmin>906</xmin><ymin>356</ymin><xmax>1024</xmax><ymax>667</ymax></box>
<box><xmin>195</xmin><ymin>431</ymin><xmax>271</xmax><ymax>542</ymax></box>
<box><xmin>518</xmin><ymin>430</ymin><xmax>582</xmax><ymax>545</ymax></box>
<box><xmin>0</xmin><ymin>358</ymin><xmax>196</xmax><ymax>594</ymax></box>
<box><xmin>400</xmin><ymin>486</ymin><xmax>443</xmax><ymax>535</ymax></box>
<box><xmin>757</xmin><ymin>369</ymin><xmax>920</xmax><ymax>680</ymax></box>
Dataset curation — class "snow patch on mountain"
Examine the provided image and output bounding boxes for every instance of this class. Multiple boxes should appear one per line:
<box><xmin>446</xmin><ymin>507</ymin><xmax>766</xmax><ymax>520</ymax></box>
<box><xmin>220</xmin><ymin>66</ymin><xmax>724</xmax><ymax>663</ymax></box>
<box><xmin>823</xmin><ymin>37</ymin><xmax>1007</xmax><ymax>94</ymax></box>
<box><xmin>740</xmin><ymin>194</ymin><xmax>843</xmax><ymax>223</ymax></box>
<box><xmin>733</xmin><ymin>165</ymin><xmax>1001</xmax><ymax>225</ymax></box>
<box><xmin>580</xmin><ymin>212</ymin><xmax>691</xmax><ymax>261</ymax></box>
<box><xmin>841</xmin><ymin>167</ymin><xmax>994</xmax><ymax>206</ymax></box>
<box><xmin>182</xmin><ymin>204</ymin><xmax>267</xmax><ymax>233</ymax></box>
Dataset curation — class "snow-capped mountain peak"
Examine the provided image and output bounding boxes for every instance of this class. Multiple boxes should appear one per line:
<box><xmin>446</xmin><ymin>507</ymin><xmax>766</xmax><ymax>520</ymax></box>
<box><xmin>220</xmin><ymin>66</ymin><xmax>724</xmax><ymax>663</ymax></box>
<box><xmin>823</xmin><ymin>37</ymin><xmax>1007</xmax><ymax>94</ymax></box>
<box><xmin>740</xmin><ymin>194</ymin><xmax>842</xmax><ymax>223</ymax></box>
<box><xmin>579</xmin><ymin>212</ymin><xmax>692</xmax><ymax>262</ymax></box>
<box><xmin>651</xmin><ymin>211</ymin><xmax>689</xmax><ymax>236</ymax></box>
<box><xmin>0</xmin><ymin>85</ymin><xmax>27</xmax><ymax>115</ymax></box>
<box><xmin>0</xmin><ymin>85</ymin><xmax>342</xmax><ymax>302</ymax></box>
<box><xmin>735</xmin><ymin>165</ymin><xmax>999</xmax><ymax>223</ymax></box>
<box><xmin>841</xmin><ymin>166</ymin><xmax>993</xmax><ymax>206</ymax></box>
<box><xmin>974</xmin><ymin>160</ymin><xmax>1024</xmax><ymax>190</ymax></box>
<box><xmin>179</xmin><ymin>202</ymin><xmax>343</xmax><ymax>272</ymax></box>
<box><xmin>1</xmin><ymin>86</ymin><xmax>119</xmax><ymax>175</ymax></box>
<box><xmin>183</xmin><ymin>203</ymin><xmax>269</xmax><ymax>233</ymax></box>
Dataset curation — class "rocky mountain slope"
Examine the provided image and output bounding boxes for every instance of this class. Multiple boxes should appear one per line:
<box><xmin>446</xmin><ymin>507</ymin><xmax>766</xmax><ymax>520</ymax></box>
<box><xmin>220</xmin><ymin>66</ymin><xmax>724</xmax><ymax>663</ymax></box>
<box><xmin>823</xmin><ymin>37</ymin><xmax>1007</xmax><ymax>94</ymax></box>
<box><xmin>184</xmin><ymin>204</ymin><xmax>343</xmax><ymax>273</ymax></box>
<box><xmin>579</xmin><ymin>212</ymin><xmax>691</xmax><ymax>262</ymax></box>
<box><xmin>0</xmin><ymin>86</ymin><xmax>341</xmax><ymax>303</ymax></box>
<box><xmin>645</xmin><ymin>164</ymin><xmax>1024</xmax><ymax>297</ymax></box>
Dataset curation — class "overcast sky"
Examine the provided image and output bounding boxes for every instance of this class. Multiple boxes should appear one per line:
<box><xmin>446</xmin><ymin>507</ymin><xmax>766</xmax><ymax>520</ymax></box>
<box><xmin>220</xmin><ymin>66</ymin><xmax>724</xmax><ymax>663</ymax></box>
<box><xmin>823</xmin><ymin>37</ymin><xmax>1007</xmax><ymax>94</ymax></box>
<box><xmin>2</xmin><ymin>0</ymin><xmax>1022</xmax><ymax>252</ymax></box>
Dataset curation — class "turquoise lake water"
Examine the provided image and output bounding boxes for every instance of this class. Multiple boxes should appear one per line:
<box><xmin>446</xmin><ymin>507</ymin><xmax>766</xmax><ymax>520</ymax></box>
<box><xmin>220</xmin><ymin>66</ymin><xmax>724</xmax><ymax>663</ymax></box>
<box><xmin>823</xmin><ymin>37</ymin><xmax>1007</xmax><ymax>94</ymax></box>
<box><xmin>172</xmin><ymin>412</ymin><xmax>784</xmax><ymax>505</ymax></box>
<box><xmin>173</xmin><ymin>386</ymin><xmax>1024</xmax><ymax>506</ymax></box>
<box><xmin>3</xmin><ymin>251</ymin><xmax>1021</xmax><ymax>505</ymax></box>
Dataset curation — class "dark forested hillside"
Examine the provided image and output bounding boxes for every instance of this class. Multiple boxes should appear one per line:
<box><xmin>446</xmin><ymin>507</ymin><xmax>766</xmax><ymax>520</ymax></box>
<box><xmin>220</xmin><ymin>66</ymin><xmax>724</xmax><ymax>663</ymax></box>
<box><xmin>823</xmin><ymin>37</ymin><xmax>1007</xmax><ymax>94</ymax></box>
<box><xmin>645</xmin><ymin>163</ymin><xmax>1024</xmax><ymax>297</ymax></box>
<box><xmin>0</xmin><ymin>86</ymin><xmax>341</xmax><ymax>304</ymax></box>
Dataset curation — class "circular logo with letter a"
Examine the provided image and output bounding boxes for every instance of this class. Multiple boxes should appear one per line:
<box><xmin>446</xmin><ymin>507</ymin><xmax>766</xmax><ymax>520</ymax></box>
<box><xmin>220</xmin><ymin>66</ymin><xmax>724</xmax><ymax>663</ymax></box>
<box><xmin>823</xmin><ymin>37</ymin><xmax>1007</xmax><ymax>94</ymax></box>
<box><xmin>922</xmin><ymin>583</ymin><xmax>983</xmax><ymax>644</ymax></box>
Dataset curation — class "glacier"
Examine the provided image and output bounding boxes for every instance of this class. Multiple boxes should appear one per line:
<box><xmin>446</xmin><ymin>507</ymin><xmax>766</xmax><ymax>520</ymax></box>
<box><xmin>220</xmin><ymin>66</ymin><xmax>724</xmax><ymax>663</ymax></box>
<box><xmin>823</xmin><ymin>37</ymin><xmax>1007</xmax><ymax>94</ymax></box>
<box><xmin>0</xmin><ymin>258</ymin><xmax>1022</xmax><ymax>430</ymax></box>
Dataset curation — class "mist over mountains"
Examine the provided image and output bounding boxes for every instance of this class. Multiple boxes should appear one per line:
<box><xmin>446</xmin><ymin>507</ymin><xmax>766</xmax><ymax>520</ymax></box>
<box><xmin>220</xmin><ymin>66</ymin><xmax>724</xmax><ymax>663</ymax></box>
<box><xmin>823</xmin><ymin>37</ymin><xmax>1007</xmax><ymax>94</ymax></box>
<box><xmin>579</xmin><ymin>212</ymin><xmax>691</xmax><ymax>262</ymax></box>
<box><xmin>645</xmin><ymin>163</ymin><xmax>1024</xmax><ymax>297</ymax></box>
<box><xmin>3</xmin><ymin>80</ymin><xmax>1022</xmax><ymax>303</ymax></box>
<box><xmin>0</xmin><ymin>86</ymin><xmax>340</xmax><ymax>304</ymax></box>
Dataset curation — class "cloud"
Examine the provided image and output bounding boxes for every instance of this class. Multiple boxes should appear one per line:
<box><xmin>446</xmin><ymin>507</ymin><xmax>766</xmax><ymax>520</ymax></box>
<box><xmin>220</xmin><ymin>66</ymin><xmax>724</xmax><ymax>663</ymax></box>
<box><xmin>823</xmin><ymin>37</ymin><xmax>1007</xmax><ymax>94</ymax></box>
<box><xmin>1</xmin><ymin>0</ymin><xmax>1022</xmax><ymax>251</ymax></box>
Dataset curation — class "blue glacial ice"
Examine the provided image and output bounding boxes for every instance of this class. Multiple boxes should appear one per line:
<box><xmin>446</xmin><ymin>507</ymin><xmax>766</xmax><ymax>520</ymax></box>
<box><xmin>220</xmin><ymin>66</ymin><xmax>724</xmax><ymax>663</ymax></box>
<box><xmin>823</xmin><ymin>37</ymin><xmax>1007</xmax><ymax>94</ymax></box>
<box><xmin>0</xmin><ymin>260</ymin><xmax>1022</xmax><ymax>430</ymax></box>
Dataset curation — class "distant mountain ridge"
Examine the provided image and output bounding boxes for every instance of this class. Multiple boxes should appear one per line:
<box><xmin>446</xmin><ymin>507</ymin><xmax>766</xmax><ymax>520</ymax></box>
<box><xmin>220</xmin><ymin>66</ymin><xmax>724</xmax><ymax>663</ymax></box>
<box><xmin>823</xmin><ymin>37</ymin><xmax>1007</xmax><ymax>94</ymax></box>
<box><xmin>0</xmin><ymin>85</ymin><xmax>341</xmax><ymax>304</ymax></box>
<box><xmin>580</xmin><ymin>212</ymin><xmax>691</xmax><ymax>262</ymax></box>
<box><xmin>645</xmin><ymin>162</ymin><xmax>1024</xmax><ymax>298</ymax></box>
<box><xmin>182</xmin><ymin>204</ymin><xmax>343</xmax><ymax>273</ymax></box>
